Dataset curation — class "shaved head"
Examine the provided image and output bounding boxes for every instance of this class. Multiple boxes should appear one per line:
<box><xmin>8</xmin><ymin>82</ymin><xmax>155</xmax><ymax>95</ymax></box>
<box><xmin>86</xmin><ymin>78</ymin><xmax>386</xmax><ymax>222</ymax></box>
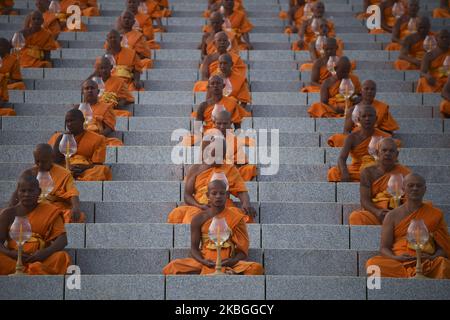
<box><xmin>378</xmin><ymin>137</ymin><xmax>397</xmax><ymax>152</ymax></box>
<box><xmin>404</xmin><ymin>173</ymin><xmax>426</xmax><ymax>186</ymax></box>
<box><xmin>335</xmin><ymin>56</ymin><xmax>351</xmax><ymax>79</ymax></box>
<box><xmin>208</xmin><ymin>179</ymin><xmax>228</xmax><ymax>192</ymax></box>
<box><xmin>361</xmin><ymin>80</ymin><xmax>377</xmax><ymax>103</ymax></box>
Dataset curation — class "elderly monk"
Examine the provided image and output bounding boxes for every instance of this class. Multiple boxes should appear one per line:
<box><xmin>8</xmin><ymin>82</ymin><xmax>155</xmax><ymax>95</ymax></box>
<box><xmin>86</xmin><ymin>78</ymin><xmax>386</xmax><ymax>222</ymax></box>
<box><xmin>8</xmin><ymin>144</ymin><xmax>85</xmax><ymax>223</ymax></box>
<box><xmin>18</xmin><ymin>11</ymin><xmax>59</xmax><ymax>68</ymax></box>
<box><xmin>328</xmin><ymin>105</ymin><xmax>392</xmax><ymax>182</ymax></box>
<box><xmin>327</xmin><ymin>80</ymin><xmax>399</xmax><ymax>147</ymax></box>
<box><xmin>90</xmin><ymin>56</ymin><xmax>135</xmax><ymax>115</ymax></box>
<box><xmin>369</xmin><ymin>0</ymin><xmax>406</xmax><ymax>34</ymax></box>
<box><xmin>167</xmin><ymin>136</ymin><xmax>256</xmax><ymax>224</ymax></box>
<box><xmin>385</xmin><ymin>0</ymin><xmax>420</xmax><ymax>51</ymax></box>
<box><xmin>440</xmin><ymin>77</ymin><xmax>450</xmax><ymax>118</ymax></box>
<box><xmin>349</xmin><ymin>138</ymin><xmax>411</xmax><ymax>225</ymax></box>
<box><xmin>308</xmin><ymin>56</ymin><xmax>362</xmax><ymax>118</ymax></box>
<box><xmin>164</xmin><ymin>180</ymin><xmax>263</xmax><ymax>275</ymax></box>
<box><xmin>60</xmin><ymin>0</ymin><xmax>100</xmax><ymax>16</ymax></box>
<box><xmin>193</xmin><ymin>75</ymin><xmax>244</xmax><ymax>131</ymax></box>
<box><xmin>116</xmin><ymin>10</ymin><xmax>154</xmax><ymax>68</ymax></box>
<box><xmin>0</xmin><ymin>174</ymin><xmax>71</xmax><ymax>275</ymax></box>
<box><xmin>221</xmin><ymin>0</ymin><xmax>253</xmax><ymax>50</ymax></box>
<box><xmin>433</xmin><ymin>0</ymin><xmax>450</xmax><ymax>18</ymax></box>
<box><xmin>416</xmin><ymin>30</ymin><xmax>450</xmax><ymax>93</ymax></box>
<box><xmin>393</xmin><ymin>16</ymin><xmax>432</xmax><ymax>70</ymax></box>
<box><xmin>80</xmin><ymin>79</ymin><xmax>124</xmax><ymax>146</ymax></box>
<box><xmin>127</xmin><ymin>0</ymin><xmax>159</xmax><ymax>48</ymax></box>
<box><xmin>366</xmin><ymin>173</ymin><xmax>450</xmax><ymax>279</ymax></box>
<box><xmin>293</xmin><ymin>2</ymin><xmax>335</xmax><ymax>51</ymax></box>
<box><xmin>105</xmin><ymin>29</ymin><xmax>144</xmax><ymax>91</ymax></box>
<box><xmin>200</xmin><ymin>12</ymin><xmax>240</xmax><ymax>58</ymax></box>
<box><xmin>48</xmin><ymin>109</ymin><xmax>112</xmax><ymax>181</ymax></box>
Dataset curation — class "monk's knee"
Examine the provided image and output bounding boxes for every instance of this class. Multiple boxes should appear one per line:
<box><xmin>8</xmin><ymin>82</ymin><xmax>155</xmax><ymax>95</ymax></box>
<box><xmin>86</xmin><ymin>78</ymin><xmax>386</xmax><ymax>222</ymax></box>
<box><xmin>244</xmin><ymin>263</ymin><xmax>264</xmax><ymax>275</ymax></box>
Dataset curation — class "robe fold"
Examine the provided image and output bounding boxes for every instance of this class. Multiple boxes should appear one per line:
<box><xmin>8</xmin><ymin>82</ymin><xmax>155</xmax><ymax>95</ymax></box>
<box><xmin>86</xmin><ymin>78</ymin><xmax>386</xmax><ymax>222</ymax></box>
<box><xmin>100</xmin><ymin>75</ymin><xmax>135</xmax><ymax>117</ymax></box>
<box><xmin>134</xmin><ymin>12</ymin><xmax>160</xmax><ymax>49</ymax></box>
<box><xmin>394</xmin><ymin>37</ymin><xmax>428</xmax><ymax>71</ymax></box>
<box><xmin>111</xmin><ymin>47</ymin><xmax>144</xmax><ymax>91</ymax></box>
<box><xmin>19</xmin><ymin>29</ymin><xmax>59</xmax><ymax>68</ymax></box>
<box><xmin>440</xmin><ymin>98</ymin><xmax>450</xmax><ymax>117</ymax></box>
<box><xmin>416</xmin><ymin>50</ymin><xmax>450</xmax><ymax>93</ymax></box>
<box><xmin>87</xmin><ymin>101</ymin><xmax>124</xmax><ymax>146</ymax></box>
<box><xmin>0</xmin><ymin>53</ymin><xmax>25</xmax><ymax>92</ymax></box>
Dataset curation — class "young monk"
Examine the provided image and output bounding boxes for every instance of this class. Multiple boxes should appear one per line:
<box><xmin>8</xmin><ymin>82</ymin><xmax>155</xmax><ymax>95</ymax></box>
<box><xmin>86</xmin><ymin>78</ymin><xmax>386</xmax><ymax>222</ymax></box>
<box><xmin>48</xmin><ymin>109</ymin><xmax>112</xmax><ymax>181</ymax></box>
<box><xmin>440</xmin><ymin>77</ymin><xmax>450</xmax><ymax>118</ymax></box>
<box><xmin>328</xmin><ymin>105</ymin><xmax>392</xmax><ymax>182</ymax></box>
<box><xmin>105</xmin><ymin>29</ymin><xmax>144</xmax><ymax>91</ymax></box>
<box><xmin>370</xmin><ymin>0</ymin><xmax>407</xmax><ymax>34</ymax></box>
<box><xmin>221</xmin><ymin>0</ymin><xmax>253</xmax><ymax>50</ymax></box>
<box><xmin>385</xmin><ymin>0</ymin><xmax>420</xmax><ymax>51</ymax></box>
<box><xmin>366</xmin><ymin>173</ymin><xmax>450</xmax><ymax>278</ymax></box>
<box><xmin>433</xmin><ymin>0</ymin><xmax>450</xmax><ymax>18</ymax></box>
<box><xmin>8</xmin><ymin>144</ymin><xmax>85</xmax><ymax>223</ymax></box>
<box><xmin>167</xmin><ymin>136</ymin><xmax>256</xmax><ymax>224</ymax></box>
<box><xmin>116</xmin><ymin>10</ymin><xmax>154</xmax><ymax>68</ymax></box>
<box><xmin>200</xmin><ymin>12</ymin><xmax>240</xmax><ymax>58</ymax></box>
<box><xmin>0</xmin><ymin>174</ymin><xmax>71</xmax><ymax>275</ymax></box>
<box><xmin>126</xmin><ymin>0</ymin><xmax>159</xmax><ymax>48</ymax></box>
<box><xmin>416</xmin><ymin>29</ymin><xmax>450</xmax><ymax>93</ymax></box>
<box><xmin>349</xmin><ymin>138</ymin><xmax>411</xmax><ymax>225</ymax></box>
<box><xmin>18</xmin><ymin>11</ymin><xmax>59</xmax><ymax>68</ymax></box>
<box><xmin>327</xmin><ymin>80</ymin><xmax>399</xmax><ymax>147</ymax></box>
<box><xmin>80</xmin><ymin>79</ymin><xmax>124</xmax><ymax>146</ymax></box>
<box><xmin>394</xmin><ymin>16</ymin><xmax>432</xmax><ymax>71</ymax></box>
<box><xmin>308</xmin><ymin>56</ymin><xmax>362</xmax><ymax>118</ymax></box>
<box><xmin>60</xmin><ymin>0</ymin><xmax>100</xmax><ymax>16</ymax></box>
<box><xmin>163</xmin><ymin>180</ymin><xmax>263</xmax><ymax>275</ymax></box>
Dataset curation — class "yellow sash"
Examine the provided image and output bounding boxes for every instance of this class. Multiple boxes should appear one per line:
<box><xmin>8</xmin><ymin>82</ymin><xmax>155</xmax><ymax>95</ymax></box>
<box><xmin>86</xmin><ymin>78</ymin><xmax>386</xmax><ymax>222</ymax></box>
<box><xmin>26</xmin><ymin>46</ymin><xmax>44</xmax><ymax>60</ymax></box>
<box><xmin>114</xmin><ymin>65</ymin><xmax>133</xmax><ymax>79</ymax></box>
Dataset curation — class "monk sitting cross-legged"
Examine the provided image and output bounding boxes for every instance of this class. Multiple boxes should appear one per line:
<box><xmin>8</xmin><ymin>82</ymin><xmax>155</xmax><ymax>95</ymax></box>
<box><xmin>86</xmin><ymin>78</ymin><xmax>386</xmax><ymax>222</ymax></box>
<box><xmin>440</xmin><ymin>76</ymin><xmax>450</xmax><ymax>118</ymax></box>
<box><xmin>126</xmin><ymin>0</ymin><xmax>159</xmax><ymax>49</ymax></box>
<box><xmin>200</xmin><ymin>12</ymin><xmax>240</xmax><ymax>58</ymax></box>
<box><xmin>48</xmin><ymin>109</ymin><xmax>112</xmax><ymax>181</ymax></box>
<box><xmin>0</xmin><ymin>174</ymin><xmax>71</xmax><ymax>275</ymax></box>
<box><xmin>328</xmin><ymin>105</ymin><xmax>392</xmax><ymax>182</ymax></box>
<box><xmin>163</xmin><ymin>180</ymin><xmax>263</xmax><ymax>275</ymax></box>
<box><xmin>220</xmin><ymin>0</ymin><xmax>253</xmax><ymax>50</ymax></box>
<box><xmin>8</xmin><ymin>144</ymin><xmax>85</xmax><ymax>223</ymax></box>
<box><xmin>308</xmin><ymin>56</ymin><xmax>362</xmax><ymax>118</ymax></box>
<box><xmin>385</xmin><ymin>0</ymin><xmax>420</xmax><ymax>51</ymax></box>
<box><xmin>433</xmin><ymin>0</ymin><xmax>450</xmax><ymax>18</ymax></box>
<box><xmin>366</xmin><ymin>173</ymin><xmax>450</xmax><ymax>279</ymax></box>
<box><xmin>416</xmin><ymin>29</ymin><xmax>450</xmax><ymax>93</ymax></box>
<box><xmin>349</xmin><ymin>138</ymin><xmax>411</xmax><ymax>225</ymax></box>
<box><xmin>327</xmin><ymin>80</ymin><xmax>399</xmax><ymax>147</ymax></box>
<box><xmin>282</xmin><ymin>0</ymin><xmax>317</xmax><ymax>33</ymax></box>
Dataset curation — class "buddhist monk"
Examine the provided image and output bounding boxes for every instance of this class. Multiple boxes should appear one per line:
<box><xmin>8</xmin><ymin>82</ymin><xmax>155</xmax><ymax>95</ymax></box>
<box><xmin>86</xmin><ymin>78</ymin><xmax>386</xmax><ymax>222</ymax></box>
<box><xmin>0</xmin><ymin>0</ymin><xmax>16</xmax><ymax>15</ymax></box>
<box><xmin>200</xmin><ymin>12</ymin><xmax>240</xmax><ymax>57</ymax></box>
<box><xmin>0</xmin><ymin>174</ymin><xmax>71</xmax><ymax>275</ymax></box>
<box><xmin>328</xmin><ymin>105</ymin><xmax>392</xmax><ymax>182</ymax></box>
<box><xmin>8</xmin><ymin>144</ymin><xmax>85</xmax><ymax>223</ymax></box>
<box><xmin>349</xmin><ymin>138</ymin><xmax>411</xmax><ymax>225</ymax></box>
<box><xmin>105</xmin><ymin>29</ymin><xmax>144</xmax><ymax>91</ymax></box>
<box><xmin>366</xmin><ymin>173</ymin><xmax>450</xmax><ymax>279</ymax></box>
<box><xmin>293</xmin><ymin>2</ymin><xmax>336</xmax><ymax>51</ymax></box>
<box><xmin>0</xmin><ymin>74</ymin><xmax>15</xmax><ymax>115</ymax></box>
<box><xmin>163</xmin><ymin>180</ymin><xmax>263</xmax><ymax>275</ymax></box>
<box><xmin>80</xmin><ymin>79</ymin><xmax>124</xmax><ymax>146</ymax></box>
<box><xmin>18</xmin><ymin>11</ymin><xmax>59</xmax><ymax>68</ymax></box>
<box><xmin>203</xmin><ymin>0</ymin><xmax>245</xmax><ymax>18</ymax></box>
<box><xmin>60</xmin><ymin>0</ymin><xmax>100</xmax><ymax>16</ymax></box>
<box><xmin>308</xmin><ymin>56</ymin><xmax>362</xmax><ymax>118</ymax></box>
<box><xmin>440</xmin><ymin>76</ymin><xmax>450</xmax><ymax>118</ymax></box>
<box><xmin>416</xmin><ymin>29</ymin><xmax>450</xmax><ymax>93</ymax></box>
<box><xmin>127</xmin><ymin>0</ymin><xmax>158</xmax><ymax>48</ymax></box>
<box><xmin>433</xmin><ymin>0</ymin><xmax>450</xmax><ymax>18</ymax></box>
<box><xmin>167</xmin><ymin>136</ymin><xmax>256</xmax><ymax>224</ymax></box>
<box><xmin>283</xmin><ymin>0</ymin><xmax>317</xmax><ymax>33</ymax></box>
<box><xmin>193</xmin><ymin>75</ymin><xmax>243</xmax><ymax>131</ymax></box>
<box><xmin>385</xmin><ymin>0</ymin><xmax>420</xmax><ymax>51</ymax></box>
<box><xmin>116</xmin><ymin>10</ymin><xmax>154</xmax><ymax>68</ymax></box>
<box><xmin>369</xmin><ymin>0</ymin><xmax>407</xmax><ymax>34</ymax></box>
<box><xmin>327</xmin><ymin>80</ymin><xmax>399</xmax><ymax>147</ymax></box>
<box><xmin>394</xmin><ymin>16</ymin><xmax>432</xmax><ymax>71</ymax></box>
<box><xmin>48</xmin><ymin>109</ymin><xmax>112</xmax><ymax>181</ymax></box>
<box><xmin>140</xmin><ymin>0</ymin><xmax>165</xmax><ymax>32</ymax></box>
<box><xmin>221</xmin><ymin>0</ymin><xmax>253</xmax><ymax>50</ymax></box>
<box><xmin>35</xmin><ymin>0</ymin><xmax>64</xmax><ymax>38</ymax></box>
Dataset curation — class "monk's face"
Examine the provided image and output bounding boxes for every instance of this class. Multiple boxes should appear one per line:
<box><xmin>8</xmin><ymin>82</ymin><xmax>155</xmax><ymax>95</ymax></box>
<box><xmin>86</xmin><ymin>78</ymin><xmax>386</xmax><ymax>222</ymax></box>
<box><xmin>97</xmin><ymin>60</ymin><xmax>113</xmax><ymax>79</ymax></box>
<box><xmin>324</xmin><ymin>41</ymin><xmax>337</xmax><ymax>57</ymax></box>
<box><xmin>30</xmin><ymin>12</ymin><xmax>44</xmax><ymax>31</ymax></box>
<box><xmin>35</xmin><ymin>0</ymin><xmax>49</xmax><ymax>12</ymax></box>
<box><xmin>127</xmin><ymin>0</ymin><xmax>139</xmax><ymax>13</ymax></box>
<box><xmin>65</xmin><ymin>112</ymin><xmax>84</xmax><ymax>135</ymax></box>
<box><xmin>106</xmin><ymin>31</ymin><xmax>122</xmax><ymax>50</ymax></box>
<box><xmin>408</xmin><ymin>1</ymin><xmax>420</xmax><ymax>17</ymax></box>
<box><xmin>313</xmin><ymin>2</ymin><xmax>325</xmax><ymax>18</ymax></box>
<box><xmin>82</xmin><ymin>81</ymin><xmax>99</xmax><ymax>103</ymax></box>
<box><xmin>358</xmin><ymin>107</ymin><xmax>377</xmax><ymax>129</ymax></box>
<box><xmin>207</xmin><ymin>182</ymin><xmax>228</xmax><ymax>208</ymax></box>
<box><xmin>208</xmin><ymin>77</ymin><xmax>225</xmax><ymax>97</ymax></box>
<box><xmin>34</xmin><ymin>149</ymin><xmax>53</xmax><ymax>172</ymax></box>
<box><xmin>214</xmin><ymin>33</ymin><xmax>229</xmax><ymax>53</ymax></box>
<box><xmin>436</xmin><ymin>31</ymin><xmax>450</xmax><ymax>50</ymax></box>
<box><xmin>417</xmin><ymin>19</ymin><xmax>430</xmax><ymax>37</ymax></box>
<box><xmin>210</xmin><ymin>14</ymin><xmax>224</xmax><ymax>33</ymax></box>
<box><xmin>213</xmin><ymin>116</ymin><xmax>232</xmax><ymax>135</ymax></box>
<box><xmin>218</xmin><ymin>56</ymin><xmax>232</xmax><ymax>75</ymax></box>
<box><xmin>404</xmin><ymin>175</ymin><xmax>426</xmax><ymax>202</ymax></box>
<box><xmin>377</xmin><ymin>140</ymin><xmax>398</xmax><ymax>166</ymax></box>
<box><xmin>361</xmin><ymin>81</ymin><xmax>376</xmax><ymax>103</ymax></box>
<box><xmin>17</xmin><ymin>181</ymin><xmax>41</xmax><ymax>209</ymax></box>
<box><xmin>121</xmin><ymin>12</ymin><xmax>135</xmax><ymax>30</ymax></box>
<box><xmin>223</xmin><ymin>0</ymin><xmax>234</xmax><ymax>11</ymax></box>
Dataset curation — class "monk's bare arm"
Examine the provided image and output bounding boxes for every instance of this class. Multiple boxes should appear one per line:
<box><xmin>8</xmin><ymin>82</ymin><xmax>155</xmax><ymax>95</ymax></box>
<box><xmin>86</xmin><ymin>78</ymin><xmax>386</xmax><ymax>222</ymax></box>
<box><xmin>310</xmin><ymin>59</ymin><xmax>322</xmax><ymax>86</ymax></box>
<box><xmin>196</xmin><ymin>102</ymin><xmax>209</xmax><ymax>121</ymax></box>
<box><xmin>379</xmin><ymin>2</ymin><xmax>392</xmax><ymax>33</ymax></box>
<box><xmin>237</xmin><ymin>192</ymin><xmax>256</xmax><ymax>218</ymax></box>
<box><xmin>343</xmin><ymin>105</ymin><xmax>355</xmax><ymax>133</ymax></box>
<box><xmin>308</xmin><ymin>41</ymin><xmax>319</xmax><ymax>61</ymax></box>
<box><xmin>190</xmin><ymin>213</ymin><xmax>214</xmax><ymax>267</ymax></box>
<box><xmin>398</xmin><ymin>36</ymin><xmax>420</xmax><ymax>66</ymax></box>
<box><xmin>390</xmin><ymin>18</ymin><xmax>402</xmax><ymax>43</ymax></box>
<box><xmin>183</xmin><ymin>166</ymin><xmax>208</xmax><ymax>209</ymax></box>
<box><xmin>319</xmin><ymin>78</ymin><xmax>331</xmax><ymax>104</ymax></box>
<box><xmin>337</xmin><ymin>134</ymin><xmax>353</xmax><ymax>181</ymax></box>
<box><xmin>380</xmin><ymin>211</ymin><xmax>415</xmax><ymax>261</ymax></box>
<box><xmin>200</xmin><ymin>56</ymin><xmax>212</xmax><ymax>80</ymax></box>
<box><xmin>27</xmin><ymin>233</ymin><xmax>68</xmax><ymax>263</ymax></box>
<box><xmin>360</xmin><ymin>169</ymin><xmax>387</xmax><ymax>220</ymax></box>
<box><xmin>420</xmin><ymin>53</ymin><xmax>437</xmax><ymax>86</ymax></box>
<box><xmin>0</xmin><ymin>209</ymin><xmax>16</xmax><ymax>259</ymax></box>
<box><xmin>200</xmin><ymin>33</ymin><xmax>209</xmax><ymax>58</ymax></box>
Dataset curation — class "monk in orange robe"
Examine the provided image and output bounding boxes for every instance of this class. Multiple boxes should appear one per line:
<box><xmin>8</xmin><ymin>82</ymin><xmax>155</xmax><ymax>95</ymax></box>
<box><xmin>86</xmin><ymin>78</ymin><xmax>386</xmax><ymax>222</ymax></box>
<box><xmin>164</xmin><ymin>180</ymin><xmax>263</xmax><ymax>275</ymax></box>
<box><xmin>167</xmin><ymin>136</ymin><xmax>256</xmax><ymax>224</ymax></box>
<box><xmin>105</xmin><ymin>29</ymin><xmax>144</xmax><ymax>91</ymax></box>
<box><xmin>366</xmin><ymin>173</ymin><xmax>450</xmax><ymax>279</ymax></box>
<box><xmin>349</xmin><ymin>138</ymin><xmax>411</xmax><ymax>225</ymax></box>
<box><xmin>292</xmin><ymin>2</ymin><xmax>336</xmax><ymax>51</ymax></box>
<box><xmin>140</xmin><ymin>0</ymin><xmax>165</xmax><ymax>31</ymax></box>
<box><xmin>80</xmin><ymin>79</ymin><xmax>124</xmax><ymax>147</ymax></box>
<box><xmin>60</xmin><ymin>0</ymin><xmax>100</xmax><ymax>16</ymax></box>
<box><xmin>193</xmin><ymin>75</ymin><xmax>243</xmax><ymax>131</ymax></box>
<box><xmin>203</xmin><ymin>0</ymin><xmax>245</xmax><ymax>18</ymax></box>
<box><xmin>18</xmin><ymin>11</ymin><xmax>59</xmax><ymax>68</ymax></box>
<box><xmin>126</xmin><ymin>0</ymin><xmax>160</xmax><ymax>49</ymax></box>
<box><xmin>48</xmin><ymin>109</ymin><xmax>112</xmax><ymax>181</ymax></box>
<box><xmin>116</xmin><ymin>10</ymin><xmax>154</xmax><ymax>68</ymax></box>
<box><xmin>328</xmin><ymin>80</ymin><xmax>399</xmax><ymax>147</ymax></box>
<box><xmin>416</xmin><ymin>30</ymin><xmax>449</xmax><ymax>93</ymax></box>
<box><xmin>200</xmin><ymin>12</ymin><xmax>240</xmax><ymax>58</ymax></box>
<box><xmin>0</xmin><ymin>174</ymin><xmax>71</xmax><ymax>275</ymax></box>
<box><xmin>394</xmin><ymin>16</ymin><xmax>432</xmax><ymax>70</ymax></box>
<box><xmin>282</xmin><ymin>0</ymin><xmax>318</xmax><ymax>32</ymax></box>
<box><xmin>308</xmin><ymin>56</ymin><xmax>362</xmax><ymax>118</ymax></box>
<box><xmin>220</xmin><ymin>0</ymin><xmax>253</xmax><ymax>50</ymax></box>
<box><xmin>0</xmin><ymin>73</ymin><xmax>15</xmax><ymax>115</ymax></box>
<box><xmin>440</xmin><ymin>77</ymin><xmax>450</xmax><ymax>118</ymax></box>
<box><xmin>35</xmin><ymin>0</ymin><xmax>65</xmax><ymax>38</ymax></box>
<box><xmin>385</xmin><ymin>0</ymin><xmax>420</xmax><ymax>51</ymax></box>
<box><xmin>0</xmin><ymin>38</ymin><xmax>24</xmax><ymax>115</ymax></box>
<box><xmin>8</xmin><ymin>144</ymin><xmax>85</xmax><ymax>223</ymax></box>
<box><xmin>369</xmin><ymin>0</ymin><xmax>406</xmax><ymax>34</ymax></box>
<box><xmin>433</xmin><ymin>0</ymin><xmax>450</xmax><ymax>18</ymax></box>
<box><xmin>328</xmin><ymin>105</ymin><xmax>392</xmax><ymax>182</ymax></box>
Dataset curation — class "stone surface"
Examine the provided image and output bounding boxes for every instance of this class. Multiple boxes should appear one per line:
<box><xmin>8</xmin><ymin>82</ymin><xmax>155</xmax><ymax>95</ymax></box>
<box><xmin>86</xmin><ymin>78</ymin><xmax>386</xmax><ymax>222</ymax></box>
<box><xmin>0</xmin><ymin>276</ymin><xmax>64</xmax><ymax>300</ymax></box>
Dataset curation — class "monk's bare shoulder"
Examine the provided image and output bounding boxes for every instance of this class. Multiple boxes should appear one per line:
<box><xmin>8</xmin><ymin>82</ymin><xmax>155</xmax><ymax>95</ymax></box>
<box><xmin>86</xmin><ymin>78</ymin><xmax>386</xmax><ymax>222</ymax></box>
<box><xmin>191</xmin><ymin>210</ymin><xmax>210</xmax><ymax>229</ymax></box>
<box><xmin>0</xmin><ymin>207</ymin><xmax>16</xmax><ymax>225</ymax></box>
<box><xmin>360</xmin><ymin>165</ymin><xmax>377</xmax><ymax>186</ymax></box>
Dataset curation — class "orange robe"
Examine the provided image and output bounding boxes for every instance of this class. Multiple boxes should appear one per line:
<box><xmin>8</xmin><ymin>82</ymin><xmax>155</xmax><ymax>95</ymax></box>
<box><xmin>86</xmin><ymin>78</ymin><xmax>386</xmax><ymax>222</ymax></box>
<box><xmin>60</xmin><ymin>0</ymin><xmax>100</xmax><ymax>16</ymax></box>
<box><xmin>299</xmin><ymin>38</ymin><xmax>346</xmax><ymax>72</ymax></box>
<box><xmin>48</xmin><ymin>131</ymin><xmax>112</xmax><ymax>181</ymax></box>
<box><xmin>327</xmin><ymin>128</ymin><xmax>391</xmax><ymax>182</ymax></box>
<box><xmin>100</xmin><ymin>75</ymin><xmax>135</xmax><ymax>117</ymax></box>
<box><xmin>205</xmin><ymin>51</ymin><xmax>247</xmax><ymax>79</ymax></box>
<box><xmin>203</xmin><ymin>0</ymin><xmax>244</xmax><ymax>18</ymax></box>
<box><xmin>86</xmin><ymin>101</ymin><xmax>124</xmax><ymax>146</ymax></box>
<box><xmin>366</xmin><ymin>203</ymin><xmax>450</xmax><ymax>279</ymax></box>
<box><xmin>167</xmin><ymin>165</ymin><xmax>250</xmax><ymax>224</ymax></box>
<box><xmin>192</xmin><ymin>96</ymin><xmax>243</xmax><ymax>131</ymax></box>
<box><xmin>225</xmin><ymin>10</ymin><xmax>253</xmax><ymax>50</ymax></box>
<box><xmin>1</xmin><ymin>53</ymin><xmax>25</xmax><ymax>90</ymax></box>
<box><xmin>111</xmin><ymin>47</ymin><xmax>144</xmax><ymax>91</ymax></box>
<box><xmin>121</xmin><ymin>30</ymin><xmax>153</xmax><ymax>69</ymax></box>
<box><xmin>134</xmin><ymin>12</ymin><xmax>160</xmax><ymax>49</ymax></box>
<box><xmin>281</xmin><ymin>5</ymin><xmax>305</xmax><ymax>29</ymax></box>
<box><xmin>433</xmin><ymin>1</ymin><xmax>450</xmax><ymax>18</ymax></box>
<box><xmin>0</xmin><ymin>203</ymin><xmax>71</xmax><ymax>275</ymax></box>
<box><xmin>349</xmin><ymin>164</ymin><xmax>411</xmax><ymax>225</ymax></box>
<box><xmin>385</xmin><ymin>20</ymin><xmax>410</xmax><ymax>51</ymax></box>
<box><xmin>394</xmin><ymin>37</ymin><xmax>427</xmax><ymax>70</ymax></box>
<box><xmin>440</xmin><ymin>98</ymin><xmax>450</xmax><ymax>117</ymax></box>
<box><xmin>146</xmin><ymin>0</ymin><xmax>171</xmax><ymax>19</ymax></box>
<box><xmin>205</xmin><ymin>30</ymin><xmax>240</xmax><ymax>56</ymax></box>
<box><xmin>42</xmin><ymin>11</ymin><xmax>62</xmax><ymax>37</ymax></box>
<box><xmin>19</xmin><ymin>29</ymin><xmax>59</xmax><ymax>68</ymax></box>
<box><xmin>164</xmin><ymin>207</ymin><xmax>263</xmax><ymax>275</ymax></box>
<box><xmin>327</xmin><ymin>99</ymin><xmax>400</xmax><ymax>147</ymax></box>
<box><xmin>308</xmin><ymin>74</ymin><xmax>361</xmax><ymax>118</ymax></box>
<box><xmin>292</xmin><ymin>20</ymin><xmax>335</xmax><ymax>51</ymax></box>
<box><xmin>416</xmin><ymin>50</ymin><xmax>450</xmax><ymax>93</ymax></box>
<box><xmin>369</xmin><ymin>5</ymin><xmax>395</xmax><ymax>34</ymax></box>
